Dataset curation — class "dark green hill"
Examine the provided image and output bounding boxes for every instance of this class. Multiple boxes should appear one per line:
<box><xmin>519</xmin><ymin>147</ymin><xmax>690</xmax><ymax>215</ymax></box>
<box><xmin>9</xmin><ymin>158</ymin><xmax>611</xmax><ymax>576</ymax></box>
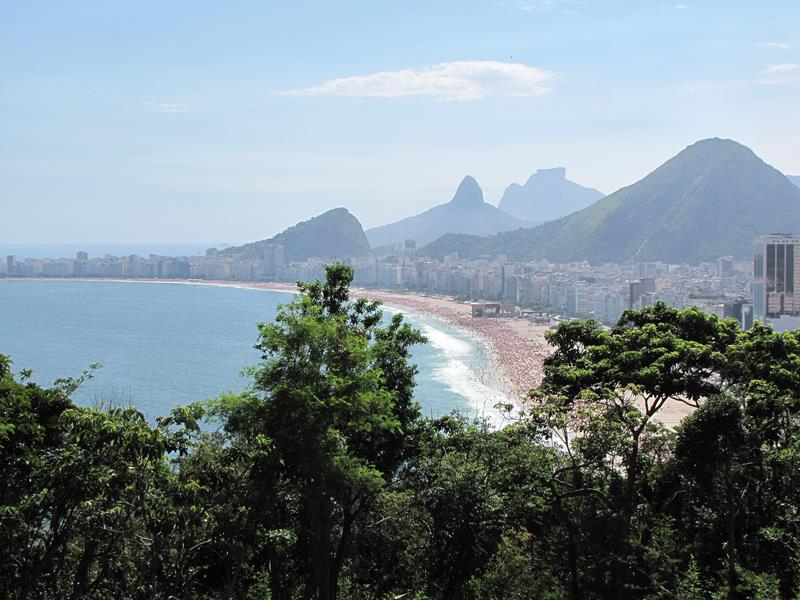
<box><xmin>224</xmin><ymin>207</ymin><xmax>371</xmax><ymax>261</ymax></box>
<box><xmin>423</xmin><ymin>139</ymin><xmax>800</xmax><ymax>264</ymax></box>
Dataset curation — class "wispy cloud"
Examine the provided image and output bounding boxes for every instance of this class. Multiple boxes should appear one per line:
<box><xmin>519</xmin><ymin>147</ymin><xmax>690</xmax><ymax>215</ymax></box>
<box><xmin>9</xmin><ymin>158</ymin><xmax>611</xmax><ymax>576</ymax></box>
<box><xmin>764</xmin><ymin>63</ymin><xmax>798</xmax><ymax>74</ymax></box>
<box><xmin>758</xmin><ymin>63</ymin><xmax>799</xmax><ymax>85</ymax></box>
<box><xmin>277</xmin><ymin>61</ymin><xmax>553</xmax><ymax>101</ymax></box>
<box><xmin>143</xmin><ymin>102</ymin><xmax>193</xmax><ymax>113</ymax></box>
<box><xmin>513</xmin><ymin>0</ymin><xmax>570</xmax><ymax>11</ymax></box>
<box><xmin>759</xmin><ymin>42</ymin><xmax>790</xmax><ymax>49</ymax></box>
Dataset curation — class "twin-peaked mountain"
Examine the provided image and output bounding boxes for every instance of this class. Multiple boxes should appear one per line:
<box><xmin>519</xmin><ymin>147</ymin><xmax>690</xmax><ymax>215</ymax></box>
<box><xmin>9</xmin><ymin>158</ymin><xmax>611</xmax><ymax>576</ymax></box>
<box><xmin>498</xmin><ymin>167</ymin><xmax>604</xmax><ymax>223</ymax></box>
<box><xmin>224</xmin><ymin>139</ymin><xmax>799</xmax><ymax>265</ymax></box>
<box><xmin>223</xmin><ymin>170</ymin><xmax>601</xmax><ymax>261</ymax></box>
<box><xmin>423</xmin><ymin>138</ymin><xmax>800</xmax><ymax>264</ymax></box>
<box><xmin>223</xmin><ymin>207</ymin><xmax>371</xmax><ymax>261</ymax></box>
<box><xmin>365</xmin><ymin>176</ymin><xmax>530</xmax><ymax>248</ymax></box>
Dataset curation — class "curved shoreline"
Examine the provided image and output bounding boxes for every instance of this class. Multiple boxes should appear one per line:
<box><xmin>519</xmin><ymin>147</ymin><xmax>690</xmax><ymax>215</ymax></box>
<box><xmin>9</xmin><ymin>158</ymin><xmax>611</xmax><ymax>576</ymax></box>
<box><xmin>2</xmin><ymin>277</ymin><xmax>551</xmax><ymax>409</ymax></box>
<box><xmin>355</xmin><ymin>289</ymin><xmax>551</xmax><ymax>404</ymax></box>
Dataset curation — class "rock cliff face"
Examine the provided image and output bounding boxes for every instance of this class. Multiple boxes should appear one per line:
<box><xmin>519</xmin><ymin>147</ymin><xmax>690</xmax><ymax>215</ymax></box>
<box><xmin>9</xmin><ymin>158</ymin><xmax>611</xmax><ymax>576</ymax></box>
<box><xmin>498</xmin><ymin>167</ymin><xmax>603</xmax><ymax>223</ymax></box>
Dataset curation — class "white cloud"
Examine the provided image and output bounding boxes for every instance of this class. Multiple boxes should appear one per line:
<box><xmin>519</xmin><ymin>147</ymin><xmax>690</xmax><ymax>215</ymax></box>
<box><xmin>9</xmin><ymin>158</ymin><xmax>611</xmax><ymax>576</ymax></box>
<box><xmin>514</xmin><ymin>0</ymin><xmax>544</xmax><ymax>10</ymax></box>
<box><xmin>513</xmin><ymin>0</ymin><xmax>573</xmax><ymax>11</ymax></box>
<box><xmin>764</xmin><ymin>63</ymin><xmax>798</xmax><ymax>74</ymax></box>
<box><xmin>757</xmin><ymin>64</ymin><xmax>799</xmax><ymax>85</ymax></box>
<box><xmin>759</xmin><ymin>42</ymin><xmax>790</xmax><ymax>49</ymax></box>
<box><xmin>276</xmin><ymin>60</ymin><xmax>554</xmax><ymax>101</ymax></box>
<box><xmin>144</xmin><ymin>102</ymin><xmax>193</xmax><ymax>113</ymax></box>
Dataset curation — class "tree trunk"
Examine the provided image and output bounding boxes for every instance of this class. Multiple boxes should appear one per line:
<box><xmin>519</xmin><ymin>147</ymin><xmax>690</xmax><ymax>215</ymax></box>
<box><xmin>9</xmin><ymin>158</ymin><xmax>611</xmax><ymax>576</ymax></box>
<box><xmin>331</xmin><ymin>505</ymin><xmax>354</xmax><ymax>597</ymax></box>
<box><xmin>553</xmin><ymin>489</ymin><xmax>580</xmax><ymax>600</ymax></box>
<box><xmin>308</xmin><ymin>486</ymin><xmax>333</xmax><ymax>600</ymax></box>
<box><xmin>566</xmin><ymin>520</ymin><xmax>580</xmax><ymax>600</ymax></box>
<box><xmin>725</xmin><ymin>459</ymin><xmax>737</xmax><ymax>600</ymax></box>
<box><xmin>625</xmin><ymin>433</ymin><xmax>641</xmax><ymax>526</ymax></box>
<box><xmin>70</xmin><ymin>537</ymin><xmax>97</xmax><ymax>600</ymax></box>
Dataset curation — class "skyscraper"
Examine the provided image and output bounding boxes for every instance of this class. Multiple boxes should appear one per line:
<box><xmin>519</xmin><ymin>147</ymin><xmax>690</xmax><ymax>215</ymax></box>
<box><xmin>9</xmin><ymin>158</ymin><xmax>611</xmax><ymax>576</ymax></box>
<box><xmin>753</xmin><ymin>234</ymin><xmax>800</xmax><ymax>331</ymax></box>
<box><xmin>263</xmin><ymin>243</ymin><xmax>285</xmax><ymax>277</ymax></box>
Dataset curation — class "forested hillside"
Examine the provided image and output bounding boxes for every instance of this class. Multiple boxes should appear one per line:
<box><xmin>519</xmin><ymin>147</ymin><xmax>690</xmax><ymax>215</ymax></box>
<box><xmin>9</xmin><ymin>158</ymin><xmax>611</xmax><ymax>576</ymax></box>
<box><xmin>223</xmin><ymin>207</ymin><xmax>372</xmax><ymax>261</ymax></box>
<box><xmin>424</xmin><ymin>139</ymin><xmax>800</xmax><ymax>263</ymax></box>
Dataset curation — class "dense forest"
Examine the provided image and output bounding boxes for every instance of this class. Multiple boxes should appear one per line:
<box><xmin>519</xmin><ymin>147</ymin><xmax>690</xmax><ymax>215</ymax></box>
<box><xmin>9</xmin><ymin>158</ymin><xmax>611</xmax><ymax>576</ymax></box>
<box><xmin>2</xmin><ymin>264</ymin><xmax>800</xmax><ymax>599</ymax></box>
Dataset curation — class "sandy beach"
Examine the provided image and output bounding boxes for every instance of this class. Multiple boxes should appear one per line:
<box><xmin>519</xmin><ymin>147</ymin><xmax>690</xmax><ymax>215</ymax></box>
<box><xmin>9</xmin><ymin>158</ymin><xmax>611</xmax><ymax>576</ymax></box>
<box><xmin>352</xmin><ymin>289</ymin><xmax>552</xmax><ymax>403</ymax></box>
<box><xmin>183</xmin><ymin>280</ymin><xmax>551</xmax><ymax>407</ymax></box>
<box><xmin>7</xmin><ymin>277</ymin><xmax>695</xmax><ymax>426</ymax></box>
<box><xmin>338</xmin><ymin>287</ymin><xmax>695</xmax><ymax>427</ymax></box>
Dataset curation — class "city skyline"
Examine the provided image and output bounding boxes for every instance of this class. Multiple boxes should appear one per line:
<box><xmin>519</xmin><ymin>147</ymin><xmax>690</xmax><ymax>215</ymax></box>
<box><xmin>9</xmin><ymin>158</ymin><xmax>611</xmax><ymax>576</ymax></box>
<box><xmin>2</xmin><ymin>1</ymin><xmax>799</xmax><ymax>245</ymax></box>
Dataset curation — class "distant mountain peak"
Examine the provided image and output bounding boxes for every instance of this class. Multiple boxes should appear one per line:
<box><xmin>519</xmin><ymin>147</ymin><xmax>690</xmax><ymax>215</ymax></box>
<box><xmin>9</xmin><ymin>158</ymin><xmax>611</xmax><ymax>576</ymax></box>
<box><xmin>365</xmin><ymin>175</ymin><xmax>529</xmax><ymax>248</ymax></box>
<box><xmin>498</xmin><ymin>167</ymin><xmax>603</xmax><ymax>223</ymax></box>
<box><xmin>674</xmin><ymin>137</ymin><xmax>756</xmax><ymax>159</ymax></box>
<box><xmin>224</xmin><ymin>206</ymin><xmax>371</xmax><ymax>261</ymax></box>
<box><xmin>527</xmin><ymin>167</ymin><xmax>566</xmax><ymax>183</ymax></box>
<box><xmin>425</xmin><ymin>137</ymin><xmax>800</xmax><ymax>264</ymax></box>
<box><xmin>690</xmin><ymin>136</ymin><xmax>748</xmax><ymax>148</ymax></box>
<box><xmin>450</xmin><ymin>175</ymin><xmax>484</xmax><ymax>206</ymax></box>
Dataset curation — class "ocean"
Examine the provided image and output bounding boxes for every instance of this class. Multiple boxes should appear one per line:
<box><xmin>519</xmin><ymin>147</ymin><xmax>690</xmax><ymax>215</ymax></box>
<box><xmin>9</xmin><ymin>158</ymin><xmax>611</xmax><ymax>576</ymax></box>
<box><xmin>0</xmin><ymin>279</ymin><xmax>505</xmax><ymax>422</ymax></box>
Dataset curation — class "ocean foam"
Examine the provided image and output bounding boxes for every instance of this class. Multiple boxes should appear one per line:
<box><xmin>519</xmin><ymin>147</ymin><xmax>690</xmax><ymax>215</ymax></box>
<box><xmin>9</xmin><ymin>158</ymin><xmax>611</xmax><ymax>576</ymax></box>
<box><xmin>418</xmin><ymin>321</ymin><xmax>507</xmax><ymax>424</ymax></box>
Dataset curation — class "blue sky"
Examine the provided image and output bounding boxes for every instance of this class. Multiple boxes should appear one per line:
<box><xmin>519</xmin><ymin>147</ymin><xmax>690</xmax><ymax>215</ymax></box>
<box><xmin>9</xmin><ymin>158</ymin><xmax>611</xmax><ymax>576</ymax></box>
<box><xmin>2</xmin><ymin>0</ymin><xmax>799</xmax><ymax>246</ymax></box>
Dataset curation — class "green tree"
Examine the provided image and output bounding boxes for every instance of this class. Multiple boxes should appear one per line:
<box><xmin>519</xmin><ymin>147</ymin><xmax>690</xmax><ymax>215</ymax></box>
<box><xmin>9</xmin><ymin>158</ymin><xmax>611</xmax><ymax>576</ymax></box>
<box><xmin>528</xmin><ymin>304</ymin><xmax>741</xmax><ymax>597</ymax></box>
<box><xmin>218</xmin><ymin>263</ymin><xmax>425</xmax><ymax>600</ymax></box>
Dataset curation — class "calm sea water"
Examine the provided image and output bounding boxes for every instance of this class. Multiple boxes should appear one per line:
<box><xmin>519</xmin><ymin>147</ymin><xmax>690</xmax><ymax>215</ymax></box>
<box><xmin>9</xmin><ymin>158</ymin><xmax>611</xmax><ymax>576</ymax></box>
<box><xmin>0</xmin><ymin>280</ymin><xmax>505</xmax><ymax>421</ymax></box>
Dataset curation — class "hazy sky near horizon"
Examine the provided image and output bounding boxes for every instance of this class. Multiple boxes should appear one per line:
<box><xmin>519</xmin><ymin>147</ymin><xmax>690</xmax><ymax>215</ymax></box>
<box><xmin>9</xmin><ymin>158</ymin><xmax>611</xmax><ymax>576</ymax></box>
<box><xmin>2</xmin><ymin>1</ymin><xmax>799</xmax><ymax>246</ymax></box>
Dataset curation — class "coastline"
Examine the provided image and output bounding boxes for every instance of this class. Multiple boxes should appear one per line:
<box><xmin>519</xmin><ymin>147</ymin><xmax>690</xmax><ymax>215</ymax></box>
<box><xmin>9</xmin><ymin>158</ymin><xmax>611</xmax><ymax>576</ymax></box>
<box><xmin>3</xmin><ymin>277</ymin><xmax>550</xmax><ymax>409</ymax></box>
<box><xmin>354</xmin><ymin>288</ymin><xmax>551</xmax><ymax>405</ymax></box>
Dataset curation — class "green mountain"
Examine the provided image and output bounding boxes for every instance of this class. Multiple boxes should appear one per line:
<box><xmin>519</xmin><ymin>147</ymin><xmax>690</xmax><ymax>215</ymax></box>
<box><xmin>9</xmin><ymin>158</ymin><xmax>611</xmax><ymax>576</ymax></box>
<box><xmin>366</xmin><ymin>176</ymin><xmax>530</xmax><ymax>248</ymax></box>
<box><xmin>498</xmin><ymin>167</ymin><xmax>603</xmax><ymax>223</ymax></box>
<box><xmin>423</xmin><ymin>138</ymin><xmax>800</xmax><ymax>264</ymax></box>
<box><xmin>224</xmin><ymin>207</ymin><xmax>372</xmax><ymax>261</ymax></box>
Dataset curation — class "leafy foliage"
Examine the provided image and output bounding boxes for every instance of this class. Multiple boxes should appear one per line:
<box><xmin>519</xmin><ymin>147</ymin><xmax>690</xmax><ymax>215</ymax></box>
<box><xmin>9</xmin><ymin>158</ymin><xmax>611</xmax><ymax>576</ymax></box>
<box><xmin>3</xmin><ymin>279</ymin><xmax>800</xmax><ymax>599</ymax></box>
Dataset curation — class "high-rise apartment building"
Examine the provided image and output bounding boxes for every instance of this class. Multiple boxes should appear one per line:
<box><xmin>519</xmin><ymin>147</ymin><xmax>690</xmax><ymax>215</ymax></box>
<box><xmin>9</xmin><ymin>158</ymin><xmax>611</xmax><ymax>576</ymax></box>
<box><xmin>628</xmin><ymin>277</ymin><xmax>656</xmax><ymax>309</ymax></box>
<box><xmin>753</xmin><ymin>234</ymin><xmax>800</xmax><ymax>331</ymax></box>
<box><xmin>263</xmin><ymin>243</ymin><xmax>285</xmax><ymax>277</ymax></box>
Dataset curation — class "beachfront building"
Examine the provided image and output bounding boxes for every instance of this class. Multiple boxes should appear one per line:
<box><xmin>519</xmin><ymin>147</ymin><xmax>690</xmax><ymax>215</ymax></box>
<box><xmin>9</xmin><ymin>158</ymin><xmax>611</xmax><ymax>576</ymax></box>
<box><xmin>753</xmin><ymin>233</ymin><xmax>800</xmax><ymax>331</ymax></box>
<box><xmin>4</xmin><ymin>244</ymin><xmax>758</xmax><ymax>329</ymax></box>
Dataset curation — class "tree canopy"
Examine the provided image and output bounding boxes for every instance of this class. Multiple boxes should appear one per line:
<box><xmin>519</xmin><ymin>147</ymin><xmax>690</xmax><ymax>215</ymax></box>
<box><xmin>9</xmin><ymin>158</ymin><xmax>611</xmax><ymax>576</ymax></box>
<box><xmin>3</xmin><ymin>277</ymin><xmax>800</xmax><ymax>599</ymax></box>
